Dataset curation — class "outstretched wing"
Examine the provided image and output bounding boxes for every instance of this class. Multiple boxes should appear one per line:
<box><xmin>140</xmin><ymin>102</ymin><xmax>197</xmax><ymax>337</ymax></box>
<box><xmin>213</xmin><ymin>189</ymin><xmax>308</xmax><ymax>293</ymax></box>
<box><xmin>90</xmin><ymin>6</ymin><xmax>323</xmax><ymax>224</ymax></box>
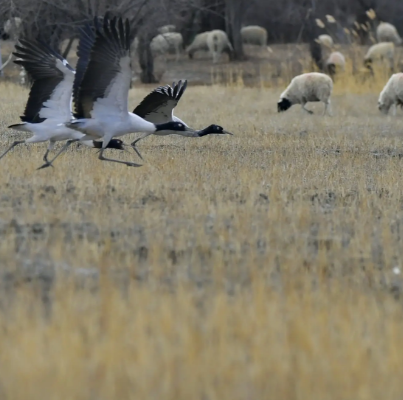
<box><xmin>13</xmin><ymin>39</ymin><xmax>75</xmax><ymax>123</ymax></box>
<box><xmin>72</xmin><ymin>18</ymin><xmax>99</xmax><ymax>112</ymax></box>
<box><xmin>133</xmin><ymin>80</ymin><xmax>187</xmax><ymax>124</ymax></box>
<box><xmin>74</xmin><ymin>15</ymin><xmax>133</xmax><ymax>120</ymax></box>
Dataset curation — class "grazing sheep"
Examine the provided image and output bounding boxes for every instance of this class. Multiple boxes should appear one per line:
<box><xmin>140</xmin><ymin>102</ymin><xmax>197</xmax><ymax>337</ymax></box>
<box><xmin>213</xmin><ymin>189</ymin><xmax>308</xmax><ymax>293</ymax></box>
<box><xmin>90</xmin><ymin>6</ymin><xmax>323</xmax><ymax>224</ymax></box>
<box><xmin>277</xmin><ymin>72</ymin><xmax>333</xmax><ymax>115</ymax></box>
<box><xmin>150</xmin><ymin>32</ymin><xmax>183</xmax><ymax>61</ymax></box>
<box><xmin>241</xmin><ymin>25</ymin><xmax>267</xmax><ymax>48</ymax></box>
<box><xmin>206</xmin><ymin>30</ymin><xmax>233</xmax><ymax>64</ymax></box>
<box><xmin>364</xmin><ymin>42</ymin><xmax>395</xmax><ymax>72</ymax></box>
<box><xmin>3</xmin><ymin>17</ymin><xmax>22</xmax><ymax>40</ymax></box>
<box><xmin>316</xmin><ymin>34</ymin><xmax>334</xmax><ymax>48</ymax></box>
<box><xmin>186</xmin><ymin>32</ymin><xmax>210</xmax><ymax>58</ymax></box>
<box><xmin>158</xmin><ymin>24</ymin><xmax>176</xmax><ymax>34</ymax></box>
<box><xmin>377</xmin><ymin>73</ymin><xmax>403</xmax><ymax>115</ymax></box>
<box><xmin>326</xmin><ymin>51</ymin><xmax>346</xmax><ymax>77</ymax></box>
<box><xmin>377</xmin><ymin>22</ymin><xmax>402</xmax><ymax>45</ymax></box>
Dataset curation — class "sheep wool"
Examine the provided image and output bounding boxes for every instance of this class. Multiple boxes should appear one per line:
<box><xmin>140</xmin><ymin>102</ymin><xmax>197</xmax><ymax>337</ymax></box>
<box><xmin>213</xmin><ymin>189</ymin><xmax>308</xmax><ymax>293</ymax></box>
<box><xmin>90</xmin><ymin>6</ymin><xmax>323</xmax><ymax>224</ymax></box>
<box><xmin>376</xmin><ymin>22</ymin><xmax>402</xmax><ymax>45</ymax></box>
<box><xmin>241</xmin><ymin>26</ymin><xmax>268</xmax><ymax>48</ymax></box>
<box><xmin>206</xmin><ymin>30</ymin><xmax>233</xmax><ymax>64</ymax></box>
<box><xmin>317</xmin><ymin>34</ymin><xmax>334</xmax><ymax>48</ymax></box>
<box><xmin>150</xmin><ymin>32</ymin><xmax>183</xmax><ymax>61</ymax></box>
<box><xmin>326</xmin><ymin>51</ymin><xmax>346</xmax><ymax>76</ymax></box>
<box><xmin>378</xmin><ymin>73</ymin><xmax>403</xmax><ymax>115</ymax></box>
<box><xmin>364</xmin><ymin>42</ymin><xmax>395</xmax><ymax>70</ymax></box>
<box><xmin>186</xmin><ymin>32</ymin><xmax>210</xmax><ymax>59</ymax></box>
<box><xmin>158</xmin><ymin>25</ymin><xmax>176</xmax><ymax>34</ymax></box>
<box><xmin>278</xmin><ymin>72</ymin><xmax>333</xmax><ymax>115</ymax></box>
<box><xmin>3</xmin><ymin>17</ymin><xmax>22</xmax><ymax>40</ymax></box>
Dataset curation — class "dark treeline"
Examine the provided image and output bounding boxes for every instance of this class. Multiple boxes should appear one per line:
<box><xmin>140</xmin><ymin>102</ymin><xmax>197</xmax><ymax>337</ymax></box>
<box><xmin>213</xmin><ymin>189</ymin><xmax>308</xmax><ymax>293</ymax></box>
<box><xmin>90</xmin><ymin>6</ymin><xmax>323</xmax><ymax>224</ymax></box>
<box><xmin>2</xmin><ymin>0</ymin><xmax>403</xmax><ymax>46</ymax></box>
<box><xmin>0</xmin><ymin>0</ymin><xmax>402</xmax><ymax>82</ymax></box>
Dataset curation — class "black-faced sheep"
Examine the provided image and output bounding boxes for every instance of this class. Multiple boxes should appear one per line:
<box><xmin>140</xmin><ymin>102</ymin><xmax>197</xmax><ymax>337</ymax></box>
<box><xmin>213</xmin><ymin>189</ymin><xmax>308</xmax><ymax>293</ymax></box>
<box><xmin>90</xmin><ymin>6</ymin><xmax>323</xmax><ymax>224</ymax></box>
<box><xmin>326</xmin><ymin>51</ymin><xmax>346</xmax><ymax>77</ymax></box>
<box><xmin>277</xmin><ymin>72</ymin><xmax>333</xmax><ymax>115</ymax></box>
<box><xmin>378</xmin><ymin>73</ymin><xmax>403</xmax><ymax>115</ymax></box>
<box><xmin>364</xmin><ymin>42</ymin><xmax>395</xmax><ymax>72</ymax></box>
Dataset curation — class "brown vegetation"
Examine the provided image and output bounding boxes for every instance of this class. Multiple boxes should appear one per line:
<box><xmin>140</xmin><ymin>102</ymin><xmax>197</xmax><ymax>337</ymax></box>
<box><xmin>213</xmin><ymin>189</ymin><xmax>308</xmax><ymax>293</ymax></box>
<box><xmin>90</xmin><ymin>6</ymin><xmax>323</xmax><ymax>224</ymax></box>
<box><xmin>1</xmin><ymin>75</ymin><xmax>403</xmax><ymax>398</ymax></box>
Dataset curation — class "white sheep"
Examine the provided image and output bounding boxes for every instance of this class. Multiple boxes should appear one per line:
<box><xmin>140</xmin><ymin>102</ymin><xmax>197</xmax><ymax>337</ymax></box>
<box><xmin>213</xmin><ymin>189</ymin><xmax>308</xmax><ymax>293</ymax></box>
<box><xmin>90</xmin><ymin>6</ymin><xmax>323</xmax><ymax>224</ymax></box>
<box><xmin>158</xmin><ymin>24</ymin><xmax>176</xmax><ymax>34</ymax></box>
<box><xmin>364</xmin><ymin>42</ymin><xmax>395</xmax><ymax>71</ymax></box>
<box><xmin>241</xmin><ymin>25</ymin><xmax>267</xmax><ymax>48</ymax></box>
<box><xmin>277</xmin><ymin>72</ymin><xmax>333</xmax><ymax>115</ymax></box>
<box><xmin>150</xmin><ymin>32</ymin><xmax>183</xmax><ymax>61</ymax></box>
<box><xmin>316</xmin><ymin>34</ymin><xmax>334</xmax><ymax>48</ymax></box>
<box><xmin>186</xmin><ymin>32</ymin><xmax>210</xmax><ymax>58</ymax></box>
<box><xmin>206</xmin><ymin>30</ymin><xmax>233</xmax><ymax>64</ymax></box>
<box><xmin>3</xmin><ymin>17</ymin><xmax>22</xmax><ymax>40</ymax></box>
<box><xmin>376</xmin><ymin>22</ymin><xmax>402</xmax><ymax>45</ymax></box>
<box><xmin>377</xmin><ymin>73</ymin><xmax>403</xmax><ymax>115</ymax></box>
<box><xmin>326</xmin><ymin>51</ymin><xmax>346</xmax><ymax>76</ymax></box>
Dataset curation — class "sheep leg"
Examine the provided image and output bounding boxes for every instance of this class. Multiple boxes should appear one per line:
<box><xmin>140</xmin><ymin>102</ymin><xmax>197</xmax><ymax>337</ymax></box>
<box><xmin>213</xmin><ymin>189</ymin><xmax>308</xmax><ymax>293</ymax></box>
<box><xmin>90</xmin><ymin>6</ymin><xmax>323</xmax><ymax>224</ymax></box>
<box><xmin>324</xmin><ymin>101</ymin><xmax>333</xmax><ymax>116</ymax></box>
<box><xmin>301</xmin><ymin>103</ymin><xmax>313</xmax><ymax>115</ymax></box>
<box><xmin>391</xmin><ymin>104</ymin><xmax>397</xmax><ymax>116</ymax></box>
<box><xmin>212</xmin><ymin>51</ymin><xmax>218</xmax><ymax>64</ymax></box>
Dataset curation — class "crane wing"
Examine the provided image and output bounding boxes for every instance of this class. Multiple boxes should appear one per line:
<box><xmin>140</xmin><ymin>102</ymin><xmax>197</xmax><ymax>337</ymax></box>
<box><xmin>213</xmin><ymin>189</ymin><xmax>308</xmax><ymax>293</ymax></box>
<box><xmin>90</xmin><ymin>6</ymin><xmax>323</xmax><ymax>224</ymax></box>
<box><xmin>13</xmin><ymin>39</ymin><xmax>75</xmax><ymax>123</ymax></box>
<box><xmin>72</xmin><ymin>18</ymin><xmax>99</xmax><ymax>112</ymax></box>
<box><xmin>73</xmin><ymin>16</ymin><xmax>133</xmax><ymax>120</ymax></box>
<box><xmin>133</xmin><ymin>80</ymin><xmax>187</xmax><ymax>124</ymax></box>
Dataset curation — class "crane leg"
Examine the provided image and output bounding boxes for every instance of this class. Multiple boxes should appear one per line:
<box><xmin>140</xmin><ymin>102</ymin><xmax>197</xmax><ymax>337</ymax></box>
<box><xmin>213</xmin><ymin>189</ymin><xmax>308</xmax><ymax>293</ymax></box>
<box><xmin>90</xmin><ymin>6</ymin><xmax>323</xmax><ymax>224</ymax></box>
<box><xmin>98</xmin><ymin>148</ymin><xmax>142</xmax><ymax>167</ymax></box>
<box><xmin>37</xmin><ymin>139</ymin><xmax>79</xmax><ymax>170</ymax></box>
<box><xmin>130</xmin><ymin>132</ymin><xmax>153</xmax><ymax>160</ymax></box>
<box><xmin>0</xmin><ymin>140</ymin><xmax>25</xmax><ymax>161</ymax></box>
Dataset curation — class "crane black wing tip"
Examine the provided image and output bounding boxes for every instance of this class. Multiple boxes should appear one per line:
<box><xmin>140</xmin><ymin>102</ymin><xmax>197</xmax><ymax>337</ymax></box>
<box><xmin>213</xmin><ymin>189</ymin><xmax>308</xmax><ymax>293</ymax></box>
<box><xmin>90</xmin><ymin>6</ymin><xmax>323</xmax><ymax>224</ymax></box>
<box><xmin>12</xmin><ymin>57</ymin><xmax>24</xmax><ymax>65</ymax></box>
<box><xmin>13</xmin><ymin>38</ymin><xmax>72</xmax><ymax>72</ymax></box>
<box><xmin>8</xmin><ymin>123</ymin><xmax>26</xmax><ymax>129</ymax></box>
<box><xmin>151</xmin><ymin>80</ymin><xmax>188</xmax><ymax>101</ymax></box>
<box><xmin>175</xmin><ymin>79</ymin><xmax>188</xmax><ymax>101</ymax></box>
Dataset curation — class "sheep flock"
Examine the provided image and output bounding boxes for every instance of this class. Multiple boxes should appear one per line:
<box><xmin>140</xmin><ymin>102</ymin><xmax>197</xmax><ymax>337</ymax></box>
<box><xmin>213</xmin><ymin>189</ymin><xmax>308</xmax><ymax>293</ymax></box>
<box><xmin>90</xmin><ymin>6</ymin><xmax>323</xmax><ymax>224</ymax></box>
<box><xmin>138</xmin><ymin>14</ymin><xmax>403</xmax><ymax>118</ymax></box>
<box><xmin>2</xmin><ymin>14</ymin><xmax>403</xmax><ymax>117</ymax></box>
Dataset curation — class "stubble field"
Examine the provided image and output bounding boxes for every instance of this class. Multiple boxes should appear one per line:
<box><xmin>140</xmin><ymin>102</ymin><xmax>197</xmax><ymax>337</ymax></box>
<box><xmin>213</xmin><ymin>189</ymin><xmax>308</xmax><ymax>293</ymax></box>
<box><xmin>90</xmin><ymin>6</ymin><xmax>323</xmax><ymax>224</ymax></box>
<box><xmin>1</xmin><ymin>76</ymin><xmax>403</xmax><ymax>399</ymax></box>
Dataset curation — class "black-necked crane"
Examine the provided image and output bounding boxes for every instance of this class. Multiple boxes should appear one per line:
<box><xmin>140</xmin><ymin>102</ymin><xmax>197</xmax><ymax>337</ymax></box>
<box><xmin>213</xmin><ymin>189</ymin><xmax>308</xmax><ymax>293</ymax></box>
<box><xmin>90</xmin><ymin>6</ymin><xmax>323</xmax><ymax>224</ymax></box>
<box><xmin>0</xmin><ymin>39</ymin><xmax>125</xmax><ymax>166</ymax></box>
<box><xmin>40</xmin><ymin>15</ymin><xmax>195</xmax><ymax>169</ymax></box>
<box><xmin>131</xmin><ymin>80</ymin><xmax>233</xmax><ymax>159</ymax></box>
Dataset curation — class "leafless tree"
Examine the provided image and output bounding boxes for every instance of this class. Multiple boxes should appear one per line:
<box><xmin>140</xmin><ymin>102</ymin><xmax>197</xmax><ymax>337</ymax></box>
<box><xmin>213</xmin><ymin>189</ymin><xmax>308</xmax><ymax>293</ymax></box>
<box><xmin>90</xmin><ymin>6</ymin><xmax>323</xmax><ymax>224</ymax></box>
<box><xmin>224</xmin><ymin>0</ymin><xmax>246</xmax><ymax>60</ymax></box>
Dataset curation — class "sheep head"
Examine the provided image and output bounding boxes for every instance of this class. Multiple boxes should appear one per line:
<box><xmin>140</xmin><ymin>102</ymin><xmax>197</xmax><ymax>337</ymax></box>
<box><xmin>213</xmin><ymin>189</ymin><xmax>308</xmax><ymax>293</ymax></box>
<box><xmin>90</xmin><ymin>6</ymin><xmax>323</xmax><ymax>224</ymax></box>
<box><xmin>278</xmin><ymin>98</ymin><xmax>292</xmax><ymax>112</ymax></box>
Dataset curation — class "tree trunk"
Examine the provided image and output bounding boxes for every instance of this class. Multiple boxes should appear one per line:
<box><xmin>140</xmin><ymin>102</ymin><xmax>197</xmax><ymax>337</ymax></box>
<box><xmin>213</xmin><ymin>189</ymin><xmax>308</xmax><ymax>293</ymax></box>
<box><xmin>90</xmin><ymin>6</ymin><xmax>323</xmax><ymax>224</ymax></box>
<box><xmin>0</xmin><ymin>42</ymin><xmax>3</xmax><ymax>77</ymax></box>
<box><xmin>180</xmin><ymin>8</ymin><xmax>200</xmax><ymax>47</ymax></box>
<box><xmin>138</xmin><ymin>33</ymin><xmax>158</xmax><ymax>84</ymax></box>
<box><xmin>225</xmin><ymin>0</ymin><xmax>245</xmax><ymax>61</ymax></box>
<box><xmin>62</xmin><ymin>37</ymin><xmax>75</xmax><ymax>59</ymax></box>
<box><xmin>309</xmin><ymin>40</ymin><xmax>323</xmax><ymax>71</ymax></box>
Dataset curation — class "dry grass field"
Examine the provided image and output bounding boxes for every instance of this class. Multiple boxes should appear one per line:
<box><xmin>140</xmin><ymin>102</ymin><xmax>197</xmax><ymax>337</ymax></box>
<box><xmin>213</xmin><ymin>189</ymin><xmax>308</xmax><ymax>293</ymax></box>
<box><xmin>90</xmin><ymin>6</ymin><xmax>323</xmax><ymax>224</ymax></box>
<box><xmin>1</xmin><ymin>67</ymin><xmax>403</xmax><ymax>399</ymax></box>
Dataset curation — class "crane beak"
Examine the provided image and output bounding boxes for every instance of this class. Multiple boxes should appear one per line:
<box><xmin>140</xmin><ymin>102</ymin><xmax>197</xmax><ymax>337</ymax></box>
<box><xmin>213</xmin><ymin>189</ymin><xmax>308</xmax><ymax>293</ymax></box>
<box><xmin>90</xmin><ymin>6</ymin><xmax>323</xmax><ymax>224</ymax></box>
<box><xmin>223</xmin><ymin>130</ymin><xmax>233</xmax><ymax>135</ymax></box>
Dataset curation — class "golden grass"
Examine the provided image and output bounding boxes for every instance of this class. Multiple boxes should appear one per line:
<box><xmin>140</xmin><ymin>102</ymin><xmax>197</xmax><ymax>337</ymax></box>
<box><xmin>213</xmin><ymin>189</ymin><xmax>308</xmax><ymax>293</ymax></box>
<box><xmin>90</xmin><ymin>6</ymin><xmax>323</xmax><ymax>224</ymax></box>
<box><xmin>1</xmin><ymin>77</ymin><xmax>403</xmax><ymax>399</ymax></box>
